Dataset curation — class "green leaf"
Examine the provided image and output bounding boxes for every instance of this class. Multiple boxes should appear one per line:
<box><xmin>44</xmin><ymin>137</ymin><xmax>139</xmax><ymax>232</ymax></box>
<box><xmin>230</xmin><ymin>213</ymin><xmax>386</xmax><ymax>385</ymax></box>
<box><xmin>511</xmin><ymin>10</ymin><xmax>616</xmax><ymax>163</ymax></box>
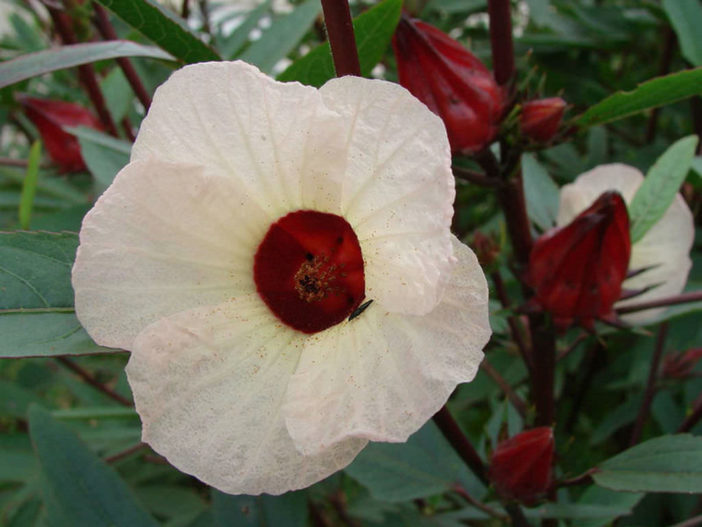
<box><xmin>96</xmin><ymin>0</ymin><xmax>220</xmax><ymax>63</ymax></box>
<box><xmin>278</xmin><ymin>0</ymin><xmax>402</xmax><ymax>86</ymax></box>
<box><xmin>211</xmin><ymin>489</ymin><xmax>308</xmax><ymax>527</ymax></box>
<box><xmin>28</xmin><ymin>406</ymin><xmax>159</xmax><ymax>527</ymax></box>
<box><xmin>628</xmin><ymin>135</ymin><xmax>698</xmax><ymax>242</ymax></box>
<box><xmin>0</xmin><ymin>231</ymin><xmax>113</xmax><ymax>357</ymax></box>
<box><xmin>663</xmin><ymin>0</ymin><xmax>702</xmax><ymax>66</ymax></box>
<box><xmin>574</xmin><ymin>486</ymin><xmax>644</xmax><ymax>527</ymax></box>
<box><xmin>0</xmin><ymin>231</ymin><xmax>77</xmax><ymax>310</ymax></box>
<box><xmin>239</xmin><ymin>0</ymin><xmax>320</xmax><ymax>74</ymax></box>
<box><xmin>592</xmin><ymin>434</ymin><xmax>702</xmax><ymax>493</ymax></box>
<box><xmin>576</xmin><ymin>68</ymin><xmax>702</xmax><ymax>128</ymax></box>
<box><xmin>522</xmin><ymin>154</ymin><xmax>560</xmax><ymax>231</ymax></box>
<box><xmin>0</xmin><ymin>41</ymin><xmax>173</xmax><ymax>90</ymax></box>
<box><xmin>19</xmin><ymin>141</ymin><xmax>41</xmax><ymax>230</ymax></box>
<box><xmin>345</xmin><ymin>421</ymin><xmax>484</xmax><ymax>502</ymax></box>
<box><xmin>219</xmin><ymin>0</ymin><xmax>271</xmax><ymax>59</ymax></box>
<box><xmin>66</xmin><ymin>126</ymin><xmax>131</xmax><ymax>194</ymax></box>
<box><xmin>0</xmin><ymin>312</ymin><xmax>113</xmax><ymax>358</ymax></box>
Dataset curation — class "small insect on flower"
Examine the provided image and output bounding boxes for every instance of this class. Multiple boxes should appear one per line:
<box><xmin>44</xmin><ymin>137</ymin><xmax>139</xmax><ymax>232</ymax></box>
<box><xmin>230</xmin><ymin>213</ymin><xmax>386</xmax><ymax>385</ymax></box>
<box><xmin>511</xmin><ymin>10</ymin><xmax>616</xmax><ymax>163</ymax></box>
<box><xmin>72</xmin><ymin>61</ymin><xmax>491</xmax><ymax>495</ymax></box>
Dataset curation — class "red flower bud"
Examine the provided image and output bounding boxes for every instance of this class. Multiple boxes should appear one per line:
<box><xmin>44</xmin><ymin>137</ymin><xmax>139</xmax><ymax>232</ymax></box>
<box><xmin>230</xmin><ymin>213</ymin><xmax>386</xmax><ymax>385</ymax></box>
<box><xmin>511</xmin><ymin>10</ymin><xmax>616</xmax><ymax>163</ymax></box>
<box><xmin>489</xmin><ymin>427</ymin><xmax>554</xmax><ymax>504</ymax></box>
<box><xmin>392</xmin><ymin>15</ymin><xmax>505</xmax><ymax>155</ymax></box>
<box><xmin>472</xmin><ymin>231</ymin><xmax>500</xmax><ymax>268</ymax></box>
<box><xmin>662</xmin><ymin>348</ymin><xmax>702</xmax><ymax>379</ymax></box>
<box><xmin>520</xmin><ymin>97</ymin><xmax>566</xmax><ymax>143</ymax></box>
<box><xmin>20</xmin><ymin>96</ymin><xmax>102</xmax><ymax>173</ymax></box>
<box><xmin>528</xmin><ymin>191</ymin><xmax>631</xmax><ymax>330</ymax></box>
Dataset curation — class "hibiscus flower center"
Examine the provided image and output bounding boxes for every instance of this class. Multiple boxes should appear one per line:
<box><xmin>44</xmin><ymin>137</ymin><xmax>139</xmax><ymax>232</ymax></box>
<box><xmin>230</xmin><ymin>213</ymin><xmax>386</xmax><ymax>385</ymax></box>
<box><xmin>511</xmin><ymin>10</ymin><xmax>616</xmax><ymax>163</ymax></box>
<box><xmin>254</xmin><ymin>210</ymin><xmax>365</xmax><ymax>334</ymax></box>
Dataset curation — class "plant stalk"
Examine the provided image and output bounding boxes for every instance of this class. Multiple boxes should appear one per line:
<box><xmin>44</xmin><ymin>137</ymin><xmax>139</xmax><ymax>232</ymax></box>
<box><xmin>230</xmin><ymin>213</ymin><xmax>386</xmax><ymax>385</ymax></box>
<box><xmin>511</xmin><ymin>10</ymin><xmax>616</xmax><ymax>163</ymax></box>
<box><xmin>629</xmin><ymin>322</ymin><xmax>668</xmax><ymax>445</ymax></box>
<box><xmin>320</xmin><ymin>0</ymin><xmax>361</xmax><ymax>77</ymax></box>
<box><xmin>93</xmin><ymin>4</ymin><xmax>152</xmax><ymax>111</ymax></box>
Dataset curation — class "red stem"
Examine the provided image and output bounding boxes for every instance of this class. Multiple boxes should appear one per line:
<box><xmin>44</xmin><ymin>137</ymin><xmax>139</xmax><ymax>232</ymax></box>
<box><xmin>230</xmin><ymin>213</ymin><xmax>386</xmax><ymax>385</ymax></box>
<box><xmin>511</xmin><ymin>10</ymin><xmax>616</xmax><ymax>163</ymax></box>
<box><xmin>480</xmin><ymin>359</ymin><xmax>528</xmax><ymax>418</ymax></box>
<box><xmin>93</xmin><ymin>4</ymin><xmax>152</xmax><ymax>111</ymax></box>
<box><xmin>320</xmin><ymin>0</ymin><xmax>361</xmax><ymax>77</ymax></box>
<box><xmin>56</xmin><ymin>357</ymin><xmax>132</xmax><ymax>407</ymax></box>
<box><xmin>433</xmin><ymin>406</ymin><xmax>487</xmax><ymax>484</ymax></box>
<box><xmin>629</xmin><ymin>323</ymin><xmax>668</xmax><ymax>445</ymax></box>
<box><xmin>487</xmin><ymin>0</ymin><xmax>515</xmax><ymax>88</ymax></box>
<box><xmin>48</xmin><ymin>7</ymin><xmax>119</xmax><ymax>136</ymax></box>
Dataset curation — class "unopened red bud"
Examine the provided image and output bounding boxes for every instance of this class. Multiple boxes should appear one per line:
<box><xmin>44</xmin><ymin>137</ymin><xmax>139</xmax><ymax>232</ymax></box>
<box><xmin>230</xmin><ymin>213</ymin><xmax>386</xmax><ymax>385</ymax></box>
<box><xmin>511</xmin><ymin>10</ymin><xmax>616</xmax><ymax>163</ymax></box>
<box><xmin>489</xmin><ymin>427</ymin><xmax>554</xmax><ymax>504</ymax></box>
<box><xmin>528</xmin><ymin>191</ymin><xmax>631</xmax><ymax>330</ymax></box>
<box><xmin>392</xmin><ymin>15</ymin><xmax>505</xmax><ymax>155</ymax></box>
<box><xmin>472</xmin><ymin>231</ymin><xmax>500</xmax><ymax>268</ymax></box>
<box><xmin>19</xmin><ymin>96</ymin><xmax>102</xmax><ymax>173</ymax></box>
<box><xmin>520</xmin><ymin>97</ymin><xmax>566</xmax><ymax>143</ymax></box>
<box><xmin>662</xmin><ymin>348</ymin><xmax>702</xmax><ymax>379</ymax></box>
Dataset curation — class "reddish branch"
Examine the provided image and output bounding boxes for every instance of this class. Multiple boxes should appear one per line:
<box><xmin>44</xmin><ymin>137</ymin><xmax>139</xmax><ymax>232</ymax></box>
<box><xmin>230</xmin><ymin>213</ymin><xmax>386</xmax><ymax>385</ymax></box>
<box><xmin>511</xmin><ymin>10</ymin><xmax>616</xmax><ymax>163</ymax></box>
<box><xmin>320</xmin><ymin>0</ymin><xmax>360</xmax><ymax>77</ymax></box>
<box><xmin>629</xmin><ymin>323</ymin><xmax>668</xmax><ymax>446</ymax></box>
<box><xmin>47</xmin><ymin>5</ymin><xmax>118</xmax><ymax>136</ymax></box>
<box><xmin>56</xmin><ymin>357</ymin><xmax>133</xmax><ymax>407</ymax></box>
<box><xmin>487</xmin><ymin>0</ymin><xmax>515</xmax><ymax>88</ymax></box>
<box><xmin>93</xmin><ymin>4</ymin><xmax>152</xmax><ymax>111</ymax></box>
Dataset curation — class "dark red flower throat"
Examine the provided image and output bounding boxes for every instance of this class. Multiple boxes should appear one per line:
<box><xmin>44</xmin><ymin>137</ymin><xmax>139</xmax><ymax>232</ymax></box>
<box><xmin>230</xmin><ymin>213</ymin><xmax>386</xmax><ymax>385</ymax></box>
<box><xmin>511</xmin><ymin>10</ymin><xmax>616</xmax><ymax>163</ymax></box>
<box><xmin>254</xmin><ymin>210</ymin><xmax>365</xmax><ymax>334</ymax></box>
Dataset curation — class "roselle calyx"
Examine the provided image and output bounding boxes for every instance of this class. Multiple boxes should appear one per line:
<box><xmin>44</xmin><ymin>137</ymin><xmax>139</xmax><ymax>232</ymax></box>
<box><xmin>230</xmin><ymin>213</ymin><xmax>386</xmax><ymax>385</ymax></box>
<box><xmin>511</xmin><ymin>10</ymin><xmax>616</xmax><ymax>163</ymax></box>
<box><xmin>520</xmin><ymin>97</ymin><xmax>566</xmax><ymax>144</ymax></box>
<box><xmin>19</xmin><ymin>96</ymin><xmax>102</xmax><ymax>173</ymax></box>
<box><xmin>392</xmin><ymin>15</ymin><xmax>505</xmax><ymax>155</ymax></box>
<box><xmin>528</xmin><ymin>191</ymin><xmax>631</xmax><ymax>330</ymax></box>
<box><xmin>489</xmin><ymin>427</ymin><xmax>554</xmax><ymax>504</ymax></box>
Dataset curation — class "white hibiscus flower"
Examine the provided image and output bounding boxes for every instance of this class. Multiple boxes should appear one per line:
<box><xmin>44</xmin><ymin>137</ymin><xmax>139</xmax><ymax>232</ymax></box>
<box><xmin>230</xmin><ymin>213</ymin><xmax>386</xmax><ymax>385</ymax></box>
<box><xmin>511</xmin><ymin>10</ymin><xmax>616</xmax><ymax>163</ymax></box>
<box><xmin>72</xmin><ymin>61</ymin><xmax>491</xmax><ymax>495</ymax></box>
<box><xmin>557</xmin><ymin>163</ymin><xmax>694</xmax><ymax>325</ymax></box>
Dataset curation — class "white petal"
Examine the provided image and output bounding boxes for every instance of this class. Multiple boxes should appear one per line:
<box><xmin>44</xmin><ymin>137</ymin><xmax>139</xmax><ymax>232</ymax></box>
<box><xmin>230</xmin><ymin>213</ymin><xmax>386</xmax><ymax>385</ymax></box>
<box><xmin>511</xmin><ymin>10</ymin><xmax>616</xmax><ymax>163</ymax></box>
<box><xmin>616</xmin><ymin>191</ymin><xmax>694</xmax><ymax>324</ymax></box>
<box><xmin>132</xmin><ymin>61</ymin><xmax>348</xmax><ymax>218</ymax></box>
<box><xmin>320</xmin><ymin>77</ymin><xmax>455</xmax><ymax>315</ymax></box>
<box><xmin>126</xmin><ymin>296</ymin><xmax>367</xmax><ymax>495</ymax></box>
<box><xmin>72</xmin><ymin>159</ymin><xmax>269</xmax><ymax>349</ymax></box>
<box><xmin>557</xmin><ymin>163</ymin><xmax>642</xmax><ymax>225</ymax></box>
<box><xmin>283</xmin><ymin>238</ymin><xmax>489</xmax><ymax>455</ymax></box>
<box><xmin>556</xmin><ymin>163</ymin><xmax>694</xmax><ymax>324</ymax></box>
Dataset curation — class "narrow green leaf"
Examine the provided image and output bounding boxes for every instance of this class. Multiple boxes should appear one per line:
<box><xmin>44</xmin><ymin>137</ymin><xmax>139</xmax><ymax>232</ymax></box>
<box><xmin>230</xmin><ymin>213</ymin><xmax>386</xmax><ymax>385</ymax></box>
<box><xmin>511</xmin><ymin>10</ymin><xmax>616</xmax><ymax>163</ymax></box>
<box><xmin>576</xmin><ymin>68</ymin><xmax>702</xmax><ymax>128</ymax></box>
<box><xmin>28</xmin><ymin>406</ymin><xmax>159</xmax><ymax>527</ymax></box>
<box><xmin>96</xmin><ymin>0</ymin><xmax>220</xmax><ymax>63</ymax></box>
<box><xmin>0</xmin><ymin>41</ymin><xmax>174</xmax><ymax>89</ymax></box>
<box><xmin>345</xmin><ymin>421</ymin><xmax>484</xmax><ymax>502</ymax></box>
<box><xmin>663</xmin><ymin>0</ymin><xmax>702</xmax><ymax>66</ymax></box>
<box><xmin>278</xmin><ymin>0</ymin><xmax>402</xmax><ymax>86</ymax></box>
<box><xmin>522</xmin><ymin>154</ymin><xmax>560</xmax><ymax>231</ymax></box>
<box><xmin>219</xmin><ymin>0</ymin><xmax>271</xmax><ymax>59</ymax></box>
<box><xmin>19</xmin><ymin>141</ymin><xmax>41</xmax><ymax>230</ymax></box>
<box><xmin>66</xmin><ymin>126</ymin><xmax>131</xmax><ymax>194</ymax></box>
<box><xmin>239</xmin><ymin>0</ymin><xmax>320</xmax><ymax>73</ymax></box>
<box><xmin>592</xmin><ymin>434</ymin><xmax>702</xmax><ymax>493</ymax></box>
<box><xmin>628</xmin><ymin>135</ymin><xmax>698</xmax><ymax>243</ymax></box>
